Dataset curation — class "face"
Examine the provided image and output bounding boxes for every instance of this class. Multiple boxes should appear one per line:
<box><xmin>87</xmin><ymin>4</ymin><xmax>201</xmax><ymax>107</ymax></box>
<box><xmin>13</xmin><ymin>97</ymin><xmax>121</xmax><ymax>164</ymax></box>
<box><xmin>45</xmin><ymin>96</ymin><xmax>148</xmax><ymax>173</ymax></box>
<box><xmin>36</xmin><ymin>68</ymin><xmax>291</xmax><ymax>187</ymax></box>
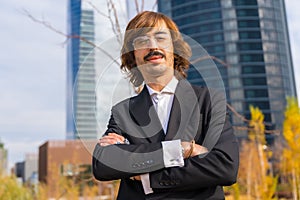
<box><xmin>133</xmin><ymin>21</ymin><xmax>174</xmax><ymax>82</ymax></box>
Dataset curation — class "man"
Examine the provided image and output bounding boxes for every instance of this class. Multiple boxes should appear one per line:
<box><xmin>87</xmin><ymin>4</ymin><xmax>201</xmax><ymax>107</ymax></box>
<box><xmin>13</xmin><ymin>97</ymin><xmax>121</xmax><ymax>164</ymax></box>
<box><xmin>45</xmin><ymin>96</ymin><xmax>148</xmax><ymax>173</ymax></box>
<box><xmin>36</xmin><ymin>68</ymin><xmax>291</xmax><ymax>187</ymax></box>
<box><xmin>93</xmin><ymin>11</ymin><xmax>239</xmax><ymax>199</ymax></box>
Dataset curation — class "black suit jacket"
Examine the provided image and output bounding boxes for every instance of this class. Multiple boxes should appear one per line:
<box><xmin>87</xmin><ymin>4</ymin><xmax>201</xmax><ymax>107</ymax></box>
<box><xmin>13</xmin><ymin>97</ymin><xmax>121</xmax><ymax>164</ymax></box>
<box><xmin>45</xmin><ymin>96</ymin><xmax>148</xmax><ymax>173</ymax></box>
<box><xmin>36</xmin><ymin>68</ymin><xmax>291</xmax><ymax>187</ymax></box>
<box><xmin>93</xmin><ymin>80</ymin><xmax>239</xmax><ymax>200</ymax></box>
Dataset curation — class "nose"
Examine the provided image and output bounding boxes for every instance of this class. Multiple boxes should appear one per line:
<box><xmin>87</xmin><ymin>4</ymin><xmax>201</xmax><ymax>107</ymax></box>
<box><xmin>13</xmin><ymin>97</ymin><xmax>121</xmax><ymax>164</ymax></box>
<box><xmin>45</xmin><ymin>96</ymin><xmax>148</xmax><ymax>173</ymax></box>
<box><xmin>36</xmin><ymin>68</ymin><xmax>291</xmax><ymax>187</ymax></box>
<box><xmin>148</xmin><ymin>38</ymin><xmax>159</xmax><ymax>49</ymax></box>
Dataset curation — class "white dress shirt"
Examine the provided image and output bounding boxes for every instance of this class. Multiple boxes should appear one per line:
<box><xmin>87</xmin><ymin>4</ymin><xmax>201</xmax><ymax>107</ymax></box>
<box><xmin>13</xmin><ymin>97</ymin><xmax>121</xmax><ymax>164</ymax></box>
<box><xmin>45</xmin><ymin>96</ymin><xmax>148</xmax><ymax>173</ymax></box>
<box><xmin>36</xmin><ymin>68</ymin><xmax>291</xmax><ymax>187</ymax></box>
<box><xmin>141</xmin><ymin>77</ymin><xmax>184</xmax><ymax>194</ymax></box>
<box><xmin>146</xmin><ymin>76</ymin><xmax>178</xmax><ymax>133</ymax></box>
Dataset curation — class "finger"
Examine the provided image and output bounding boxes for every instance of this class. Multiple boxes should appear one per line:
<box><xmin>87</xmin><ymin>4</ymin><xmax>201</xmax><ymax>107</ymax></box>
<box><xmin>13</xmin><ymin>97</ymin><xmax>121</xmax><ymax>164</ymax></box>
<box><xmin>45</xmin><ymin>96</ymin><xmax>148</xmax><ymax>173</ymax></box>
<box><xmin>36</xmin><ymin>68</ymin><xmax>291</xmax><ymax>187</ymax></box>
<box><xmin>101</xmin><ymin>135</ymin><xmax>119</xmax><ymax>140</ymax></box>
<box><xmin>100</xmin><ymin>136</ymin><xmax>125</xmax><ymax>145</ymax></box>
<box><xmin>100</xmin><ymin>135</ymin><xmax>124</xmax><ymax>142</ymax></box>
<box><xmin>108</xmin><ymin>133</ymin><xmax>125</xmax><ymax>141</ymax></box>
<box><xmin>99</xmin><ymin>133</ymin><xmax>125</xmax><ymax>144</ymax></box>
<box><xmin>101</xmin><ymin>133</ymin><xmax>119</xmax><ymax>139</ymax></box>
<box><xmin>99</xmin><ymin>138</ymin><xmax>118</xmax><ymax>145</ymax></box>
<box><xmin>99</xmin><ymin>142</ymin><xmax>112</xmax><ymax>147</ymax></box>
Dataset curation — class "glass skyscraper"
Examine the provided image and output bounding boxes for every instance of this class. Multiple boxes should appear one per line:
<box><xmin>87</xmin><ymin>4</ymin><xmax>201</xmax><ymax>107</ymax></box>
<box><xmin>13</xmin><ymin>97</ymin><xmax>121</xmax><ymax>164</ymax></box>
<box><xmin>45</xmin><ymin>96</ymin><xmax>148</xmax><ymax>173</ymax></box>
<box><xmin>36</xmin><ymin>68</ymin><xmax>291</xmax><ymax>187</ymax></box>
<box><xmin>67</xmin><ymin>0</ymin><xmax>97</xmax><ymax>139</ymax></box>
<box><xmin>158</xmin><ymin>0</ymin><xmax>297</xmax><ymax>138</ymax></box>
<box><xmin>66</xmin><ymin>0</ymin><xmax>133</xmax><ymax>140</ymax></box>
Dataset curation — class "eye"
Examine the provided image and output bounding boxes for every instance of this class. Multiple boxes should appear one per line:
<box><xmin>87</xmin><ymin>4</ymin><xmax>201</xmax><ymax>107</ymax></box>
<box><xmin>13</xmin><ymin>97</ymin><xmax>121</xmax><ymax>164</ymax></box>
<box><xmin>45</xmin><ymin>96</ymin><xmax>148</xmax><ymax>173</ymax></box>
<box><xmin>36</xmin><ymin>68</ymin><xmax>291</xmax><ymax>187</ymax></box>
<box><xmin>138</xmin><ymin>38</ymin><xmax>149</xmax><ymax>45</ymax></box>
<box><xmin>155</xmin><ymin>34</ymin><xmax>170</xmax><ymax>43</ymax></box>
<box><xmin>156</xmin><ymin>37</ymin><xmax>166</xmax><ymax>41</ymax></box>
<box><xmin>134</xmin><ymin>36</ymin><xmax>150</xmax><ymax>47</ymax></box>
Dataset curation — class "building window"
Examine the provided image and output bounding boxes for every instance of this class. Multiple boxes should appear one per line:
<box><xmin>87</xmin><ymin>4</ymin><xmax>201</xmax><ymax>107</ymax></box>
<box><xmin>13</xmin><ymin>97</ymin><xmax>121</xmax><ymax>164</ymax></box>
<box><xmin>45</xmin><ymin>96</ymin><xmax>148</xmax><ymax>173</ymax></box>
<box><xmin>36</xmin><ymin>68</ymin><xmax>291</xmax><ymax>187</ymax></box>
<box><xmin>238</xmin><ymin>20</ymin><xmax>260</xmax><ymax>28</ymax></box>
<box><xmin>245</xmin><ymin>89</ymin><xmax>268</xmax><ymax>98</ymax></box>
<box><xmin>242</xmin><ymin>65</ymin><xmax>265</xmax><ymax>74</ymax></box>
<box><xmin>61</xmin><ymin>163</ymin><xmax>79</xmax><ymax>176</ymax></box>
<box><xmin>236</xmin><ymin>9</ymin><xmax>259</xmax><ymax>17</ymax></box>
<box><xmin>239</xmin><ymin>31</ymin><xmax>261</xmax><ymax>39</ymax></box>
<box><xmin>181</xmin><ymin>22</ymin><xmax>222</xmax><ymax>34</ymax></box>
<box><xmin>172</xmin><ymin>0</ymin><xmax>220</xmax><ymax>8</ymax></box>
<box><xmin>238</xmin><ymin>42</ymin><xmax>263</xmax><ymax>51</ymax></box>
<box><xmin>245</xmin><ymin>101</ymin><xmax>270</xmax><ymax>110</ymax></box>
<box><xmin>194</xmin><ymin>33</ymin><xmax>224</xmax><ymax>44</ymax></box>
<box><xmin>233</xmin><ymin>0</ymin><xmax>257</xmax><ymax>6</ymax></box>
<box><xmin>240</xmin><ymin>54</ymin><xmax>264</xmax><ymax>62</ymax></box>
<box><xmin>243</xmin><ymin>77</ymin><xmax>267</xmax><ymax>86</ymax></box>
<box><xmin>204</xmin><ymin>44</ymin><xmax>225</xmax><ymax>53</ymax></box>
<box><xmin>175</xmin><ymin>11</ymin><xmax>222</xmax><ymax>26</ymax></box>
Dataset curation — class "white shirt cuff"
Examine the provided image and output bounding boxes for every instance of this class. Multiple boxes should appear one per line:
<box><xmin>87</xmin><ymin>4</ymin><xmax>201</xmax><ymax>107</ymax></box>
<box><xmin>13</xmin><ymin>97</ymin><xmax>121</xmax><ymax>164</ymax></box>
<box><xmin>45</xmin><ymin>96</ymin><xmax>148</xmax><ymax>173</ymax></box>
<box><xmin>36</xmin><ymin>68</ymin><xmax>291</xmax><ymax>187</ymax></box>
<box><xmin>161</xmin><ymin>139</ymin><xmax>184</xmax><ymax>168</ymax></box>
<box><xmin>140</xmin><ymin>173</ymin><xmax>154</xmax><ymax>194</ymax></box>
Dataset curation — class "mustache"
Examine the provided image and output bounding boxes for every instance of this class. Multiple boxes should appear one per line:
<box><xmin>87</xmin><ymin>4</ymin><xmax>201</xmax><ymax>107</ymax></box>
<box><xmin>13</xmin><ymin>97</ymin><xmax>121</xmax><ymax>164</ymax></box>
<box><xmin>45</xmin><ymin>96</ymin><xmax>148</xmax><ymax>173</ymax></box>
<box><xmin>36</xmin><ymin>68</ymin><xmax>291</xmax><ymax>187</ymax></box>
<box><xmin>144</xmin><ymin>51</ymin><xmax>165</xmax><ymax>61</ymax></box>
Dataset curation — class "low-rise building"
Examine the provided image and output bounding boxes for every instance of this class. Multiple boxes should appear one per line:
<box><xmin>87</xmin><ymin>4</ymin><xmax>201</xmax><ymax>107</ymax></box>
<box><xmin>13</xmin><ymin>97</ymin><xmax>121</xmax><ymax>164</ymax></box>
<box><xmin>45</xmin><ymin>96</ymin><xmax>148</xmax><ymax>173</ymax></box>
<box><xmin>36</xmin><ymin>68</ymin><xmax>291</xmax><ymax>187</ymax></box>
<box><xmin>39</xmin><ymin>139</ymin><xmax>114</xmax><ymax>198</ymax></box>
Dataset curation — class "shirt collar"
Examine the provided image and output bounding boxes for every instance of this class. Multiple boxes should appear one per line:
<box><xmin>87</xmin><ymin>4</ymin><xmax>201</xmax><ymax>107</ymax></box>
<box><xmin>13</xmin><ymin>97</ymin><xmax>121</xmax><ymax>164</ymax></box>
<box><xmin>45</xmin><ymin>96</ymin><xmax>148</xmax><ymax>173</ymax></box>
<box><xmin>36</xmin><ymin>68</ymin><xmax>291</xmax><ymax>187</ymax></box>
<box><xmin>146</xmin><ymin>76</ymin><xmax>178</xmax><ymax>96</ymax></box>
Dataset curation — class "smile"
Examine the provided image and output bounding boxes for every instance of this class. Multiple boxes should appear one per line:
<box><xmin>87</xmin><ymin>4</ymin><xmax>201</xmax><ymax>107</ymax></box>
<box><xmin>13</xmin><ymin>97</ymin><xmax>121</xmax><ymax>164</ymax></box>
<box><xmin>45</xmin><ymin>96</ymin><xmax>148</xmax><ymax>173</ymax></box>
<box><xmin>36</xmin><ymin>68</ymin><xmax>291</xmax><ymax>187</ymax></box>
<box><xmin>144</xmin><ymin>51</ymin><xmax>165</xmax><ymax>62</ymax></box>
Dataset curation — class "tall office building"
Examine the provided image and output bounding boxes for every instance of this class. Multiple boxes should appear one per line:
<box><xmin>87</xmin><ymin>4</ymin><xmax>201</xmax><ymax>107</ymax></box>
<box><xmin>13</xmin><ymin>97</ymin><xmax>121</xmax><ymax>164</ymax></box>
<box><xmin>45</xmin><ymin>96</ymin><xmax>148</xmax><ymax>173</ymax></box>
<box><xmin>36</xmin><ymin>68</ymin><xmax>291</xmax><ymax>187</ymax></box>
<box><xmin>158</xmin><ymin>0</ymin><xmax>297</xmax><ymax>138</ymax></box>
<box><xmin>67</xmin><ymin>0</ymin><xmax>97</xmax><ymax>139</ymax></box>
<box><xmin>67</xmin><ymin>0</ymin><xmax>131</xmax><ymax>139</ymax></box>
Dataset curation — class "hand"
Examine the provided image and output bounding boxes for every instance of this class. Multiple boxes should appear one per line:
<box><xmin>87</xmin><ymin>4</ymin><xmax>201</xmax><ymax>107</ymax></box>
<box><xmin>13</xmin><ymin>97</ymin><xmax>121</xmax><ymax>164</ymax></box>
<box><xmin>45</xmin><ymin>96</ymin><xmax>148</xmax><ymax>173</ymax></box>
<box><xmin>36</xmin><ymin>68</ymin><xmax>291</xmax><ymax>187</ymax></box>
<box><xmin>130</xmin><ymin>175</ymin><xmax>141</xmax><ymax>181</ymax></box>
<box><xmin>181</xmin><ymin>141</ymin><xmax>208</xmax><ymax>159</ymax></box>
<box><xmin>99</xmin><ymin>133</ymin><xmax>125</xmax><ymax>147</ymax></box>
<box><xmin>190</xmin><ymin>143</ymin><xmax>208</xmax><ymax>157</ymax></box>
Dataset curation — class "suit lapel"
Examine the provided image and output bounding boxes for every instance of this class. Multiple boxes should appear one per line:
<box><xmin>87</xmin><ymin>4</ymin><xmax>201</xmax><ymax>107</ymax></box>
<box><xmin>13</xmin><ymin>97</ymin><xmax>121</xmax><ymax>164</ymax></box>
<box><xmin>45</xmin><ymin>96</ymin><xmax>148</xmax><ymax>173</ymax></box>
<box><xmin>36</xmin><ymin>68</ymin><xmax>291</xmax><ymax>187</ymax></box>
<box><xmin>165</xmin><ymin>80</ymin><xmax>201</xmax><ymax>141</ymax></box>
<box><xmin>165</xmin><ymin>94</ymin><xmax>180</xmax><ymax>140</ymax></box>
<box><xmin>128</xmin><ymin>80</ymin><xmax>201</xmax><ymax>143</ymax></box>
<box><xmin>129</xmin><ymin>86</ymin><xmax>165</xmax><ymax>143</ymax></box>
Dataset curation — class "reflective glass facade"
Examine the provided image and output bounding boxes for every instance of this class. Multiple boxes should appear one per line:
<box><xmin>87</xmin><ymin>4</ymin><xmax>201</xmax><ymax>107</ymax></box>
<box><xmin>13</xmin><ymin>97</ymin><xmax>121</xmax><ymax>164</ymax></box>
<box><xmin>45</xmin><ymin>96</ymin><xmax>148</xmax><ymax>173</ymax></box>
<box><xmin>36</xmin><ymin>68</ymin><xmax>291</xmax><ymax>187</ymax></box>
<box><xmin>67</xmin><ymin>1</ymin><xmax>134</xmax><ymax>140</ymax></box>
<box><xmin>158</xmin><ymin>0</ymin><xmax>297</xmax><ymax>138</ymax></box>
<box><xmin>67</xmin><ymin>0</ymin><xmax>97</xmax><ymax>139</ymax></box>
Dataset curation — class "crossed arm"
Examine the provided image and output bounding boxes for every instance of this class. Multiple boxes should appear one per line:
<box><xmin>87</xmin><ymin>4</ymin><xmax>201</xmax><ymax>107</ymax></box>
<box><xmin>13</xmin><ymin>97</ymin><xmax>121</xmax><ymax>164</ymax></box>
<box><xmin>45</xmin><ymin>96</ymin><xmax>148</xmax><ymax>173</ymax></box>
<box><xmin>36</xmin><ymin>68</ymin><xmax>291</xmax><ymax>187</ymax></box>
<box><xmin>92</xmin><ymin>116</ymin><xmax>239</xmax><ymax>192</ymax></box>
<box><xmin>98</xmin><ymin>132</ymin><xmax>208</xmax><ymax>181</ymax></box>
<box><xmin>99</xmin><ymin>133</ymin><xmax>207</xmax><ymax>158</ymax></box>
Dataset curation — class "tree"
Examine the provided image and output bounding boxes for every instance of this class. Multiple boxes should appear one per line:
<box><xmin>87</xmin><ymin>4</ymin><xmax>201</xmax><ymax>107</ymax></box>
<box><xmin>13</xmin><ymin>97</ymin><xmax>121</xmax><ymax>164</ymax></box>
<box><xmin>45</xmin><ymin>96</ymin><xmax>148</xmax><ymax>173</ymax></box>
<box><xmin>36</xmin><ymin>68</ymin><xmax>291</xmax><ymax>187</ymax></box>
<box><xmin>236</xmin><ymin>106</ymin><xmax>277</xmax><ymax>200</ymax></box>
<box><xmin>282</xmin><ymin>97</ymin><xmax>300</xmax><ymax>200</ymax></box>
<box><xmin>0</xmin><ymin>173</ymin><xmax>33</xmax><ymax>200</ymax></box>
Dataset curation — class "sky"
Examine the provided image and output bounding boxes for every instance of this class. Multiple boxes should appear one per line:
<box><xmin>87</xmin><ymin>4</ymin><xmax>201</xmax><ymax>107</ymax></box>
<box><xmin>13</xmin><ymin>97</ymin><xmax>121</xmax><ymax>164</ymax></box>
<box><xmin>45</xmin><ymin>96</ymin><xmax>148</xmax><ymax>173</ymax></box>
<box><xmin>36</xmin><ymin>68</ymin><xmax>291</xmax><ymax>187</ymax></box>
<box><xmin>0</xmin><ymin>0</ymin><xmax>299</xmax><ymax>170</ymax></box>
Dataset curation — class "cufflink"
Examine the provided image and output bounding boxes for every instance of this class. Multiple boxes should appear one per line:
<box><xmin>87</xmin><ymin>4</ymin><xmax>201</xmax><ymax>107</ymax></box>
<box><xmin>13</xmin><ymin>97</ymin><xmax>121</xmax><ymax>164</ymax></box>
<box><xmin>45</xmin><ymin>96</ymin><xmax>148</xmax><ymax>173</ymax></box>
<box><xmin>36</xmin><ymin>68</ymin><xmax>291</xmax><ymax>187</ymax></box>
<box><xmin>124</xmin><ymin>138</ymin><xmax>130</xmax><ymax>144</ymax></box>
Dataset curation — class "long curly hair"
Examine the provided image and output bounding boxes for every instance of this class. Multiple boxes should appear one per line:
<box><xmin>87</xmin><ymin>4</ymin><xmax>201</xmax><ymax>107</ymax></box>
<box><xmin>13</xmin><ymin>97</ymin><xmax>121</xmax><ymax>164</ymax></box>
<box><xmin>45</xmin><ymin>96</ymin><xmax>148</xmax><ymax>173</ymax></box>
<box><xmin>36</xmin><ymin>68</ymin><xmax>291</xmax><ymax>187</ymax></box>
<box><xmin>120</xmin><ymin>11</ymin><xmax>192</xmax><ymax>87</ymax></box>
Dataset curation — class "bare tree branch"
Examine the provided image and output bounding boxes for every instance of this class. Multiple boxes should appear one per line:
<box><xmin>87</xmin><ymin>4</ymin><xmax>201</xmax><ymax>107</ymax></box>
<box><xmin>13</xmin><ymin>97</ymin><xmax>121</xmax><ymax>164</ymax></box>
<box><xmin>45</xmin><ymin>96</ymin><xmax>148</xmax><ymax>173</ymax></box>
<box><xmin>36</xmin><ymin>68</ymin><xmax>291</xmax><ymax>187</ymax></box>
<box><xmin>228</xmin><ymin>103</ymin><xmax>280</xmax><ymax>136</ymax></box>
<box><xmin>265</xmin><ymin>129</ymin><xmax>280</xmax><ymax>135</ymax></box>
<box><xmin>141</xmin><ymin>0</ymin><xmax>145</xmax><ymax>12</ymax></box>
<box><xmin>233</xmin><ymin>126</ymin><xmax>250</xmax><ymax>131</ymax></box>
<box><xmin>227</xmin><ymin>103</ymin><xmax>249</xmax><ymax>123</ymax></box>
<box><xmin>84</xmin><ymin>0</ymin><xmax>123</xmax><ymax>44</ymax></box>
<box><xmin>22</xmin><ymin>9</ymin><xmax>67</xmax><ymax>42</ymax></box>
<box><xmin>85</xmin><ymin>0</ymin><xmax>109</xmax><ymax>18</ymax></box>
<box><xmin>117</xmin><ymin>0</ymin><xmax>128</xmax><ymax>21</ymax></box>
<box><xmin>151</xmin><ymin>0</ymin><xmax>158</xmax><ymax>11</ymax></box>
<box><xmin>233</xmin><ymin>125</ymin><xmax>280</xmax><ymax>136</ymax></box>
<box><xmin>108</xmin><ymin>0</ymin><xmax>122</xmax><ymax>44</ymax></box>
<box><xmin>22</xmin><ymin>9</ymin><xmax>120</xmax><ymax>66</ymax></box>
<box><xmin>190</xmin><ymin>55</ymin><xmax>231</xmax><ymax>68</ymax></box>
<box><xmin>134</xmin><ymin>0</ymin><xmax>140</xmax><ymax>13</ymax></box>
